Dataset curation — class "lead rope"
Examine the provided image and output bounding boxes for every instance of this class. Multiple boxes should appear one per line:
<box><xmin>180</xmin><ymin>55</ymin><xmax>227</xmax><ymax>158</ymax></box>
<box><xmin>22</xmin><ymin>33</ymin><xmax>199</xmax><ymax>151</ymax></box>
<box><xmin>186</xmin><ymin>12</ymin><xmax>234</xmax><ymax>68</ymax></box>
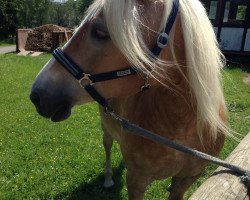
<box><xmin>105</xmin><ymin>109</ymin><xmax>250</xmax><ymax>192</ymax></box>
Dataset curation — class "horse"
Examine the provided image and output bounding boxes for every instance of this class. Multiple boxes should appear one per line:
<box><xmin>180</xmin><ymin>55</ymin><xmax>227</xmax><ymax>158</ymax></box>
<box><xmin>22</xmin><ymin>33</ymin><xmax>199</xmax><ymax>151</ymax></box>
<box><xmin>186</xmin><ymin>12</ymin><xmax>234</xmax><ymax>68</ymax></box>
<box><xmin>30</xmin><ymin>0</ymin><xmax>229</xmax><ymax>199</ymax></box>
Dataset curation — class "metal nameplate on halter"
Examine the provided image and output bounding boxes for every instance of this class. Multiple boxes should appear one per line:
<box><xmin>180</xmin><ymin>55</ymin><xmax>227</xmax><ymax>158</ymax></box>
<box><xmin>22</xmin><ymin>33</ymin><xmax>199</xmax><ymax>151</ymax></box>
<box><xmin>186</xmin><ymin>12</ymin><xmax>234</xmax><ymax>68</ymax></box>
<box><xmin>79</xmin><ymin>73</ymin><xmax>92</xmax><ymax>87</ymax></box>
<box><xmin>117</xmin><ymin>69</ymin><xmax>131</xmax><ymax>77</ymax></box>
<box><xmin>157</xmin><ymin>32</ymin><xmax>169</xmax><ymax>49</ymax></box>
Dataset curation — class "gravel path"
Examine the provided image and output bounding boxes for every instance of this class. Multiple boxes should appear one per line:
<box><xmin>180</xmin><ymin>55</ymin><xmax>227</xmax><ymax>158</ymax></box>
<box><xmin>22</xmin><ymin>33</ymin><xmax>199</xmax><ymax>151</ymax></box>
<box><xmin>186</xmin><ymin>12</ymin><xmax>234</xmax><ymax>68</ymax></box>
<box><xmin>0</xmin><ymin>45</ymin><xmax>16</xmax><ymax>54</ymax></box>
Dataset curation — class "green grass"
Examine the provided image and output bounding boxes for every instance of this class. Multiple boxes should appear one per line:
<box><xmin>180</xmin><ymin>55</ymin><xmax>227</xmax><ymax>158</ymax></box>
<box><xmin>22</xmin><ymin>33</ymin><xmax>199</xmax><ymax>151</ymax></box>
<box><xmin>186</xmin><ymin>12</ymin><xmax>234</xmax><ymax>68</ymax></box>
<box><xmin>0</xmin><ymin>38</ymin><xmax>15</xmax><ymax>47</ymax></box>
<box><xmin>0</xmin><ymin>53</ymin><xmax>249</xmax><ymax>199</ymax></box>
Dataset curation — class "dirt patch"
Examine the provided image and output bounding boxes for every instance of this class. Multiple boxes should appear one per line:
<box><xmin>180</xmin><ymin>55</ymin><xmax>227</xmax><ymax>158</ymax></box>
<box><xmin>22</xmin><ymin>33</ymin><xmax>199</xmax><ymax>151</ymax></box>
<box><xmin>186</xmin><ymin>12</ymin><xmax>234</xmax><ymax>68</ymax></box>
<box><xmin>243</xmin><ymin>73</ymin><xmax>250</xmax><ymax>85</ymax></box>
<box><xmin>25</xmin><ymin>24</ymin><xmax>69</xmax><ymax>52</ymax></box>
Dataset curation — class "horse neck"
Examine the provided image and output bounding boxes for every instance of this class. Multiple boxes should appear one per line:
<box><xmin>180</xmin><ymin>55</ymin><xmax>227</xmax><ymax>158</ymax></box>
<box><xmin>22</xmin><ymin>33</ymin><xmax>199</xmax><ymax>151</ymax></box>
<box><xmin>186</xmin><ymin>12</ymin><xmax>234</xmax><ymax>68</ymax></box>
<box><xmin>112</xmin><ymin>16</ymin><xmax>194</xmax><ymax>133</ymax></box>
<box><xmin>111</xmin><ymin>77</ymin><xmax>196</xmax><ymax>135</ymax></box>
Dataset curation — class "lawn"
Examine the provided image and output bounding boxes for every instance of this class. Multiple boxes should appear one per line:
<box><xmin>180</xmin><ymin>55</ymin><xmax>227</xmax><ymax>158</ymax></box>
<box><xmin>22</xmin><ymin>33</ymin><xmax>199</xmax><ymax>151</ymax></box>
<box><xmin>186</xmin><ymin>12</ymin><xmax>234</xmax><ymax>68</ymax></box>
<box><xmin>0</xmin><ymin>53</ymin><xmax>249</xmax><ymax>199</ymax></box>
<box><xmin>0</xmin><ymin>38</ymin><xmax>15</xmax><ymax>47</ymax></box>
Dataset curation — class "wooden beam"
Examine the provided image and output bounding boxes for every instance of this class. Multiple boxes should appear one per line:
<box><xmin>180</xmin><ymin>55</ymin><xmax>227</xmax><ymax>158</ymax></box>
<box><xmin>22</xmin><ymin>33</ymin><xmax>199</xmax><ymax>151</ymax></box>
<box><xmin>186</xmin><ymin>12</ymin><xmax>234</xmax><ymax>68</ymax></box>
<box><xmin>189</xmin><ymin>133</ymin><xmax>250</xmax><ymax>200</ymax></box>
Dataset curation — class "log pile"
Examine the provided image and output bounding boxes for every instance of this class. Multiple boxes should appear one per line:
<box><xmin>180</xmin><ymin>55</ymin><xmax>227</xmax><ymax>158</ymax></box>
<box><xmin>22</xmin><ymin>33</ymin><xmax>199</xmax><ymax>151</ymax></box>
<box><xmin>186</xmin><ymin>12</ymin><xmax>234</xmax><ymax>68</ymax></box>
<box><xmin>25</xmin><ymin>24</ymin><xmax>69</xmax><ymax>52</ymax></box>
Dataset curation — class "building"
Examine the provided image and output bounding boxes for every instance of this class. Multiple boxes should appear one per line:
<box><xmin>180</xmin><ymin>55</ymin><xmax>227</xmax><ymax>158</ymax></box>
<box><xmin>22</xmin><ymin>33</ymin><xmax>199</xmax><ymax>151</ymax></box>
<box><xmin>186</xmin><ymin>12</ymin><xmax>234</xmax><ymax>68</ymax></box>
<box><xmin>201</xmin><ymin>0</ymin><xmax>250</xmax><ymax>61</ymax></box>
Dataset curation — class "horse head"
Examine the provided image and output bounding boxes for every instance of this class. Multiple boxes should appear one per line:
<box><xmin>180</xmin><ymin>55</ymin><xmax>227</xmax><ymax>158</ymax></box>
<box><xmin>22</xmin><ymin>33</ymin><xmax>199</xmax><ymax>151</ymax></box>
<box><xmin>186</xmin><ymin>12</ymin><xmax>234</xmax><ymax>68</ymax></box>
<box><xmin>30</xmin><ymin>0</ymin><xmax>179</xmax><ymax>122</ymax></box>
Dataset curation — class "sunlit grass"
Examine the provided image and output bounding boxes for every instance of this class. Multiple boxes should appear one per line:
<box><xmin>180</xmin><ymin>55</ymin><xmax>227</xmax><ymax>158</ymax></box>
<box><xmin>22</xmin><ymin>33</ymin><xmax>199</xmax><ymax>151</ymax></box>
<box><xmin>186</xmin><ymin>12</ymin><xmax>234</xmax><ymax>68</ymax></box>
<box><xmin>0</xmin><ymin>53</ymin><xmax>249</xmax><ymax>199</ymax></box>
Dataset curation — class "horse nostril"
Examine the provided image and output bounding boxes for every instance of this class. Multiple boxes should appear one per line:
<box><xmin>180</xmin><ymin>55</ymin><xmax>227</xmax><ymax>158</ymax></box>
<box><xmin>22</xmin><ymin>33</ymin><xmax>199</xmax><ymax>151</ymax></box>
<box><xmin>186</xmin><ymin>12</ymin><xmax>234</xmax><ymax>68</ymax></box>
<box><xmin>30</xmin><ymin>91</ymin><xmax>40</xmax><ymax>106</ymax></box>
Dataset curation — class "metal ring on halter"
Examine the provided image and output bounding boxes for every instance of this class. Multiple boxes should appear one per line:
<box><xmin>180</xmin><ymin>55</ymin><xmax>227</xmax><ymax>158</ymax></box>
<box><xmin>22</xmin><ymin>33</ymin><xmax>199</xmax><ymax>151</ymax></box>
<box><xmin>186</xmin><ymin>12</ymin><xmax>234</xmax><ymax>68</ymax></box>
<box><xmin>141</xmin><ymin>73</ymin><xmax>151</xmax><ymax>92</ymax></box>
<box><xmin>79</xmin><ymin>73</ymin><xmax>92</xmax><ymax>87</ymax></box>
<box><xmin>157</xmin><ymin>32</ymin><xmax>169</xmax><ymax>49</ymax></box>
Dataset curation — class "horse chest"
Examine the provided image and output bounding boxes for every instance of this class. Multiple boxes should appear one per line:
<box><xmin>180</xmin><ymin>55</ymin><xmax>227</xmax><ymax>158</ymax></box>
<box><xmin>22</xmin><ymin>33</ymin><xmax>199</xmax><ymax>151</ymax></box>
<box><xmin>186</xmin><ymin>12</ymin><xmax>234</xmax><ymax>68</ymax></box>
<box><xmin>100</xmin><ymin>111</ymin><xmax>188</xmax><ymax>178</ymax></box>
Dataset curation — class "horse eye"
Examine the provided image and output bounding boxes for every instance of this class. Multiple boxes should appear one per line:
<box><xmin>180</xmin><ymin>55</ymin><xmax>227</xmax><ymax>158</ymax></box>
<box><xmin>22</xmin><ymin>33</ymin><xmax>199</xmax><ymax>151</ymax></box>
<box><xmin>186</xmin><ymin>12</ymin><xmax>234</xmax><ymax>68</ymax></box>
<box><xmin>91</xmin><ymin>27</ymin><xmax>110</xmax><ymax>40</ymax></box>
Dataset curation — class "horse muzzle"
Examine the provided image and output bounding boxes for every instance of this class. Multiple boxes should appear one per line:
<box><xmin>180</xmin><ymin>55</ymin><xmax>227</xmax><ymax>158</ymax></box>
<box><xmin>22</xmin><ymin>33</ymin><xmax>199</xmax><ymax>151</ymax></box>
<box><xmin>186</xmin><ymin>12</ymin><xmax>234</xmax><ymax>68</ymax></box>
<box><xmin>30</xmin><ymin>88</ymin><xmax>72</xmax><ymax>122</ymax></box>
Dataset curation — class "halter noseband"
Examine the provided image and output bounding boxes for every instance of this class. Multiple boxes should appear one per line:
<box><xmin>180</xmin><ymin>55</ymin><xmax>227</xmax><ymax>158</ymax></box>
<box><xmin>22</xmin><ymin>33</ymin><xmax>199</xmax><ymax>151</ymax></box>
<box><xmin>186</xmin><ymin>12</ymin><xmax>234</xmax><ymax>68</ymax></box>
<box><xmin>52</xmin><ymin>0</ymin><xmax>179</xmax><ymax>110</ymax></box>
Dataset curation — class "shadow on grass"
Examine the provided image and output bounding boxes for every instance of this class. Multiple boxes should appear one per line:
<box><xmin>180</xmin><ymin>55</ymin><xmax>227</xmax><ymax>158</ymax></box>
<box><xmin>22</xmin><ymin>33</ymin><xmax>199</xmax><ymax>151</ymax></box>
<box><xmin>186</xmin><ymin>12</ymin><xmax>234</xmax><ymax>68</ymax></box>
<box><xmin>226</xmin><ymin>60</ymin><xmax>250</xmax><ymax>73</ymax></box>
<box><xmin>55</xmin><ymin>162</ymin><xmax>125</xmax><ymax>200</ymax></box>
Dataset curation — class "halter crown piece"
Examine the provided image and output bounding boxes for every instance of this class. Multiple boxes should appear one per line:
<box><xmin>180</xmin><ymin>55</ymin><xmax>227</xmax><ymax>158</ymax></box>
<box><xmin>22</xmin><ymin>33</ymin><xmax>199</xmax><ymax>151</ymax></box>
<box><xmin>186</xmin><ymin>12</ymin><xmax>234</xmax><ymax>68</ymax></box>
<box><xmin>52</xmin><ymin>0</ymin><xmax>179</xmax><ymax>110</ymax></box>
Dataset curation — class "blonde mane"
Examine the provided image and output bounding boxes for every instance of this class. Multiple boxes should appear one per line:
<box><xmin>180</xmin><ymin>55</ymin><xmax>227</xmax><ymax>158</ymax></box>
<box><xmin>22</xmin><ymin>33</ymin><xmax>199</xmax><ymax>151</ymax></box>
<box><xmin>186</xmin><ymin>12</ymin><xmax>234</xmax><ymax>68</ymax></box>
<box><xmin>83</xmin><ymin>0</ymin><xmax>231</xmax><ymax>140</ymax></box>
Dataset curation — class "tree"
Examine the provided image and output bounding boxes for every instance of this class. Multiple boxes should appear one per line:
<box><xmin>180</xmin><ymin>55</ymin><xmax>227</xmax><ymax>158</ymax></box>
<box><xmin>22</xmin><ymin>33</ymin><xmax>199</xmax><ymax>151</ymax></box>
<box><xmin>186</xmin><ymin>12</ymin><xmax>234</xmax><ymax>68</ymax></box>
<box><xmin>78</xmin><ymin>0</ymin><xmax>93</xmax><ymax>15</ymax></box>
<box><xmin>0</xmin><ymin>0</ymin><xmax>19</xmax><ymax>39</ymax></box>
<box><xmin>48</xmin><ymin>0</ymin><xmax>93</xmax><ymax>28</ymax></box>
<box><xmin>0</xmin><ymin>0</ymin><xmax>94</xmax><ymax>39</ymax></box>
<box><xmin>34</xmin><ymin>0</ymin><xmax>52</xmax><ymax>26</ymax></box>
<box><xmin>66</xmin><ymin>0</ymin><xmax>82</xmax><ymax>27</ymax></box>
<box><xmin>18</xmin><ymin>0</ymin><xmax>52</xmax><ymax>28</ymax></box>
<box><xmin>49</xmin><ymin>1</ymin><xmax>74</xmax><ymax>27</ymax></box>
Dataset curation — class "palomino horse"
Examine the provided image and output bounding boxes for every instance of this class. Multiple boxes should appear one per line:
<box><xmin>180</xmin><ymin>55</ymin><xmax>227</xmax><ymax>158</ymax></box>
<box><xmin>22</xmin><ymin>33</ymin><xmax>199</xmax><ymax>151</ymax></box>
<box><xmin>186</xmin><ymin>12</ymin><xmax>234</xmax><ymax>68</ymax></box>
<box><xmin>30</xmin><ymin>0</ymin><xmax>229</xmax><ymax>199</ymax></box>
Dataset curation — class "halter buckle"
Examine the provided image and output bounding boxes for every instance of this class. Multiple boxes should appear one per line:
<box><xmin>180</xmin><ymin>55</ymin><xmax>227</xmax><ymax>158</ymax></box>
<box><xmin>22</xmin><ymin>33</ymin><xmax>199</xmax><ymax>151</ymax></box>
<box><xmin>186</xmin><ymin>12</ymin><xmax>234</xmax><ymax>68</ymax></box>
<box><xmin>157</xmin><ymin>32</ymin><xmax>169</xmax><ymax>49</ymax></box>
<box><xmin>79</xmin><ymin>73</ymin><xmax>92</xmax><ymax>87</ymax></box>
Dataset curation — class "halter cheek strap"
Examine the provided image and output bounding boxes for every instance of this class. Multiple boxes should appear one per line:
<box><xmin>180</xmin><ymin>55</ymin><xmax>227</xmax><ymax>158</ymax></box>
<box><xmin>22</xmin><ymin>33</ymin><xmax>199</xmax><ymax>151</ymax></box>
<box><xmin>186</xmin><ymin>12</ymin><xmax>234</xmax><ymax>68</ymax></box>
<box><xmin>151</xmin><ymin>0</ymin><xmax>179</xmax><ymax>57</ymax></box>
<box><xmin>52</xmin><ymin>0</ymin><xmax>179</xmax><ymax>109</ymax></box>
<box><xmin>53</xmin><ymin>48</ymin><xmax>138</xmax><ymax>108</ymax></box>
<box><xmin>53</xmin><ymin>48</ymin><xmax>138</xmax><ymax>83</ymax></box>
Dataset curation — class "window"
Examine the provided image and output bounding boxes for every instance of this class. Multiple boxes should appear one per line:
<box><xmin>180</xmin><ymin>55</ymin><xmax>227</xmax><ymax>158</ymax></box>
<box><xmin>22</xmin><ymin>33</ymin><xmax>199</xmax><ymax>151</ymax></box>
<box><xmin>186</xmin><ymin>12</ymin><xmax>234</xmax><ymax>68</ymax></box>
<box><xmin>220</xmin><ymin>27</ymin><xmax>244</xmax><ymax>50</ymax></box>
<box><xmin>244</xmin><ymin>29</ymin><xmax>250</xmax><ymax>51</ymax></box>
<box><xmin>223</xmin><ymin>0</ymin><xmax>247</xmax><ymax>24</ymax></box>
<box><xmin>209</xmin><ymin>1</ymin><xmax>219</xmax><ymax>20</ymax></box>
<box><xmin>236</xmin><ymin>5</ymin><xmax>247</xmax><ymax>20</ymax></box>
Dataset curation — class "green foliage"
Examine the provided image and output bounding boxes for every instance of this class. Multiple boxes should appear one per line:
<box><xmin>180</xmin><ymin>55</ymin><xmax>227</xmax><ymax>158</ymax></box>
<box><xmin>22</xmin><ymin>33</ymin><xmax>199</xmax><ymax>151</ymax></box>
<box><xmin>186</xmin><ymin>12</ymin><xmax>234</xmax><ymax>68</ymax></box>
<box><xmin>78</xmin><ymin>0</ymin><xmax>93</xmax><ymax>14</ymax></box>
<box><xmin>236</xmin><ymin>5</ymin><xmax>247</xmax><ymax>20</ymax></box>
<box><xmin>0</xmin><ymin>0</ymin><xmax>19</xmax><ymax>39</ymax></box>
<box><xmin>49</xmin><ymin>0</ymin><xmax>87</xmax><ymax>27</ymax></box>
<box><xmin>18</xmin><ymin>0</ymin><xmax>52</xmax><ymax>28</ymax></box>
<box><xmin>0</xmin><ymin>54</ymin><xmax>249</xmax><ymax>199</ymax></box>
<box><xmin>0</xmin><ymin>0</ymin><xmax>94</xmax><ymax>39</ymax></box>
<box><xmin>0</xmin><ymin>38</ymin><xmax>15</xmax><ymax>46</ymax></box>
